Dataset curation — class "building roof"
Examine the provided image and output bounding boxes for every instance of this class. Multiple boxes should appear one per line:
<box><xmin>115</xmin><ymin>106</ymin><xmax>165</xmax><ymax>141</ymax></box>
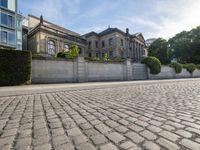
<box><xmin>83</xmin><ymin>27</ymin><xmax>145</xmax><ymax>41</ymax></box>
<box><xmin>28</xmin><ymin>15</ymin><xmax>80</xmax><ymax>36</ymax></box>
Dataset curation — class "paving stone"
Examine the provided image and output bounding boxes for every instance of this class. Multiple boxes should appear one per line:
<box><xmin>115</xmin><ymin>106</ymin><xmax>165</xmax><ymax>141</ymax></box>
<box><xmin>120</xmin><ymin>141</ymin><xmax>137</xmax><ymax>149</ymax></box>
<box><xmin>95</xmin><ymin>124</ymin><xmax>112</xmax><ymax>134</ymax></box>
<box><xmin>156</xmin><ymin>138</ymin><xmax>180</xmax><ymax>150</ymax></box>
<box><xmin>159</xmin><ymin>131</ymin><xmax>180</xmax><ymax>142</ymax></box>
<box><xmin>100</xmin><ymin>143</ymin><xmax>118</xmax><ymax>150</ymax></box>
<box><xmin>77</xmin><ymin>143</ymin><xmax>97</xmax><ymax>150</ymax></box>
<box><xmin>67</xmin><ymin>127</ymin><xmax>82</xmax><ymax>137</ymax></box>
<box><xmin>180</xmin><ymin>139</ymin><xmax>200</xmax><ymax>150</ymax></box>
<box><xmin>147</xmin><ymin>125</ymin><xmax>162</xmax><ymax>133</ymax></box>
<box><xmin>143</xmin><ymin>141</ymin><xmax>160</xmax><ymax>150</ymax></box>
<box><xmin>115</xmin><ymin>125</ymin><xmax>128</xmax><ymax>133</ymax></box>
<box><xmin>91</xmin><ymin>134</ymin><xmax>108</xmax><ymax>145</ymax></box>
<box><xmin>140</xmin><ymin>130</ymin><xmax>157</xmax><ymax>140</ymax></box>
<box><xmin>73</xmin><ymin>135</ymin><xmax>88</xmax><ymax>145</ymax></box>
<box><xmin>175</xmin><ymin>130</ymin><xmax>193</xmax><ymax>138</ymax></box>
<box><xmin>106</xmin><ymin>132</ymin><xmax>126</xmax><ymax>144</ymax></box>
<box><xmin>125</xmin><ymin>132</ymin><xmax>144</xmax><ymax>144</ymax></box>
<box><xmin>54</xmin><ymin>143</ymin><xmax>74</xmax><ymax>150</ymax></box>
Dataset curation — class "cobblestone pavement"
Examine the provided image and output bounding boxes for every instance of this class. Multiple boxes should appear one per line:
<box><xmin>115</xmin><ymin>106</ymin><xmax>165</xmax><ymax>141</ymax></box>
<box><xmin>1</xmin><ymin>80</ymin><xmax>200</xmax><ymax>150</ymax></box>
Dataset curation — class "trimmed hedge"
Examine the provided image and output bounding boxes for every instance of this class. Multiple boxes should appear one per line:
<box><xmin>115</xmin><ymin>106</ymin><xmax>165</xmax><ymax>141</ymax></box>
<box><xmin>170</xmin><ymin>62</ymin><xmax>182</xmax><ymax>74</ymax></box>
<box><xmin>141</xmin><ymin>56</ymin><xmax>161</xmax><ymax>75</ymax></box>
<box><xmin>184</xmin><ymin>63</ymin><xmax>196</xmax><ymax>74</ymax></box>
<box><xmin>0</xmin><ymin>49</ymin><xmax>32</xmax><ymax>86</ymax></box>
<box><xmin>196</xmin><ymin>64</ymin><xmax>200</xmax><ymax>70</ymax></box>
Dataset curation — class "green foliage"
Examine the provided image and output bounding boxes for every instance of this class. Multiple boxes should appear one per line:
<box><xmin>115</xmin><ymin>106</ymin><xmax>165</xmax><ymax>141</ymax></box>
<box><xmin>141</xmin><ymin>56</ymin><xmax>161</xmax><ymax>75</ymax></box>
<box><xmin>168</xmin><ymin>26</ymin><xmax>200</xmax><ymax>64</ymax></box>
<box><xmin>32</xmin><ymin>53</ymin><xmax>46</xmax><ymax>59</ymax></box>
<box><xmin>184</xmin><ymin>63</ymin><xmax>196</xmax><ymax>74</ymax></box>
<box><xmin>170</xmin><ymin>62</ymin><xmax>182</xmax><ymax>74</ymax></box>
<box><xmin>196</xmin><ymin>64</ymin><xmax>200</xmax><ymax>70</ymax></box>
<box><xmin>148</xmin><ymin>38</ymin><xmax>171</xmax><ymax>65</ymax></box>
<box><xmin>56</xmin><ymin>49</ymin><xmax>67</xmax><ymax>58</ymax></box>
<box><xmin>0</xmin><ymin>49</ymin><xmax>32</xmax><ymax>86</ymax></box>
<box><xmin>56</xmin><ymin>45</ymin><xmax>79</xmax><ymax>59</ymax></box>
<box><xmin>103</xmin><ymin>53</ymin><xmax>109</xmax><ymax>61</ymax></box>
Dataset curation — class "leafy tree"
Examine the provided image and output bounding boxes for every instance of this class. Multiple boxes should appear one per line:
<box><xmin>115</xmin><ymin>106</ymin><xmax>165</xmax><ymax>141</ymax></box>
<box><xmin>66</xmin><ymin>45</ymin><xmax>80</xmax><ymax>59</ymax></box>
<box><xmin>148</xmin><ymin>38</ymin><xmax>171</xmax><ymax>65</ymax></box>
<box><xmin>168</xmin><ymin>26</ymin><xmax>200</xmax><ymax>64</ymax></box>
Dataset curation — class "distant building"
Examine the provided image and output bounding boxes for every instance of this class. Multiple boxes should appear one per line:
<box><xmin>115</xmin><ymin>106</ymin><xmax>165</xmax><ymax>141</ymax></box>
<box><xmin>22</xmin><ymin>15</ymin><xmax>87</xmax><ymax>56</ymax></box>
<box><xmin>83</xmin><ymin>28</ymin><xmax>147</xmax><ymax>62</ymax></box>
<box><xmin>145</xmin><ymin>38</ymin><xmax>156</xmax><ymax>47</ymax></box>
<box><xmin>0</xmin><ymin>0</ymin><xmax>22</xmax><ymax>50</ymax></box>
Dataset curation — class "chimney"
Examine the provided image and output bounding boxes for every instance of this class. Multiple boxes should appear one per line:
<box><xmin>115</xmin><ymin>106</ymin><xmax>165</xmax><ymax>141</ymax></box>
<box><xmin>126</xmin><ymin>28</ymin><xmax>129</xmax><ymax>35</ymax></box>
<box><xmin>40</xmin><ymin>15</ymin><xmax>43</xmax><ymax>24</ymax></box>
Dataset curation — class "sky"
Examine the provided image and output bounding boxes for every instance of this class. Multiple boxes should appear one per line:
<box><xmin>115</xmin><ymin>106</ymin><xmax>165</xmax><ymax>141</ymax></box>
<box><xmin>19</xmin><ymin>0</ymin><xmax>200</xmax><ymax>39</ymax></box>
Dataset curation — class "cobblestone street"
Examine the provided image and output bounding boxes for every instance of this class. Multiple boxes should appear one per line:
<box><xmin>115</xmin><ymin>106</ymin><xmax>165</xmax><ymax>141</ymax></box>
<box><xmin>1</xmin><ymin>79</ymin><xmax>200</xmax><ymax>150</ymax></box>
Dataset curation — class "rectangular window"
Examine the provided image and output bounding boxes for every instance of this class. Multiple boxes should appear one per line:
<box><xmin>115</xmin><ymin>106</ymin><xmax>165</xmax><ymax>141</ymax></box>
<box><xmin>1</xmin><ymin>13</ymin><xmax>7</xmax><ymax>26</ymax></box>
<box><xmin>121</xmin><ymin>39</ymin><xmax>124</xmax><ymax>46</ymax></box>
<box><xmin>109</xmin><ymin>38</ymin><xmax>113</xmax><ymax>46</ymax></box>
<box><xmin>89</xmin><ymin>52</ymin><xmax>92</xmax><ymax>57</ymax></box>
<box><xmin>109</xmin><ymin>51</ymin><xmax>113</xmax><ymax>58</ymax></box>
<box><xmin>8</xmin><ymin>32</ymin><xmax>15</xmax><ymax>45</ymax></box>
<box><xmin>0</xmin><ymin>0</ymin><xmax>8</xmax><ymax>8</ymax></box>
<box><xmin>96</xmin><ymin>41</ymin><xmax>98</xmax><ymax>48</ymax></box>
<box><xmin>1</xmin><ymin>31</ymin><xmax>7</xmax><ymax>43</ymax></box>
<box><xmin>102</xmin><ymin>53</ymin><xmax>105</xmax><ymax>57</ymax></box>
<box><xmin>96</xmin><ymin>53</ymin><xmax>99</xmax><ymax>58</ymax></box>
<box><xmin>102</xmin><ymin>41</ymin><xmax>105</xmax><ymax>48</ymax></box>
<box><xmin>8</xmin><ymin>15</ymin><xmax>13</xmax><ymax>27</ymax></box>
<box><xmin>88</xmin><ymin>41</ymin><xmax>91</xmax><ymax>49</ymax></box>
<box><xmin>0</xmin><ymin>13</ymin><xmax>14</xmax><ymax>28</ymax></box>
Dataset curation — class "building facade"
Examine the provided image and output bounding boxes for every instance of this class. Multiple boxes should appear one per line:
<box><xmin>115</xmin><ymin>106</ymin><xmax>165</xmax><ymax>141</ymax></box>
<box><xmin>22</xmin><ymin>15</ymin><xmax>87</xmax><ymax>56</ymax></box>
<box><xmin>0</xmin><ymin>0</ymin><xmax>22</xmax><ymax>49</ymax></box>
<box><xmin>83</xmin><ymin>28</ymin><xmax>147</xmax><ymax>62</ymax></box>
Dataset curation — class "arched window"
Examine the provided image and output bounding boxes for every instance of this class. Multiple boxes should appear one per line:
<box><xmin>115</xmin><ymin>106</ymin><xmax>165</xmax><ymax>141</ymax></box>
<box><xmin>47</xmin><ymin>40</ymin><xmax>56</xmax><ymax>55</ymax></box>
<box><xmin>64</xmin><ymin>44</ymin><xmax>69</xmax><ymax>52</ymax></box>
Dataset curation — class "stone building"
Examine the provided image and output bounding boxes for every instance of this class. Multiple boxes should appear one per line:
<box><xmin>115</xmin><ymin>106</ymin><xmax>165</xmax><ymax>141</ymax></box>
<box><xmin>0</xmin><ymin>0</ymin><xmax>22</xmax><ymax>50</ymax></box>
<box><xmin>83</xmin><ymin>28</ymin><xmax>147</xmax><ymax>62</ymax></box>
<box><xmin>22</xmin><ymin>15</ymin><xmax>87</xmax><ymax>56</ymax></box>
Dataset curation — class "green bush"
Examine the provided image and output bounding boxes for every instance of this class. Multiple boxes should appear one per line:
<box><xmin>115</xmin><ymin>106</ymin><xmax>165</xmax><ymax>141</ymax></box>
<box><xmin>0</xmin><ymin>49</ymin><xmax>32</xmax><ymax>86</ymax></box>
<box><xmin>56</xmin><ymin>45</ymin><xmax>79</xmax><ymax>59</ymax></box>
<box><xmin>170</xmin><ymin>62</ymin><xmax>182</xmax><ymax>74</ymax></box>
<box><xmin>141</xmin><ymin>56</ymin><xmax>161</xmax><ymax>75</ymax></box>
<box><xmin>103</xmin><ymin>53</ymin><xmax>109</xmax><ymax>61</ymax></box>
<box><xmin>184</xmin><ymin>63</ymin><xmax>196</xmax><ymax>74</ymax></box>
<box><xmin>196</xmin><ymin>64</ymin><xmax>200</xmax><ymax>70</ymax></box>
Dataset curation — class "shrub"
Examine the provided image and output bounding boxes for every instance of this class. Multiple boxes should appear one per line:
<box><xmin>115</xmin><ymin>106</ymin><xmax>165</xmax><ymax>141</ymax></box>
<box><xmin>196</xmin><ymin>64</ymin><xmax>200</xmax><ymax>70</ymax></box>
<box><xmin>170</xmin><ymin>62</ymin><xmax>182</xmax><ymax>74</ymax></box>
<box><xmin>184</xmin><ymin>63</ymin><xmax>196</xmax><ymax>74</ymax></box>
<box><xmin>56</xmin><ymin>50</ymin><xmax>67</xmax><ymax>58</ymax></box>
<box><xmin>56</xmin><ymin>45</ymin><xmax>79</xmax><ymax>59</ymax></box>
<box><xmin>0</xmin><ymin>49</ymin><xmax>32</xmax><ymax>86</ymax></box>
<box><xmin>32</xmin><ymin>53</ymin><xmax>46</xmax><ymax>59</ymax></box>
<box><xmin>103</xmin><ymin>53</ymin><xmax>109</xmax><ymax>61</ymax></box>
<box><xmin>141</xmin><ymin>56</ymin><xmax>161</xmax><ymax>75</ymax></box>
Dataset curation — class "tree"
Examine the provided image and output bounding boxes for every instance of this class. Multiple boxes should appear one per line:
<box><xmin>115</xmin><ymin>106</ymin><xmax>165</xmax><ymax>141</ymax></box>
<box><xmin>168</xmin><ymin>26</ymin><xmax>200</xmax><ymax>64</ymax></box>
<box><xmin>148</xmin><ymin>38</ymin><xmax>171</xmax><ymax>65</ymax></box>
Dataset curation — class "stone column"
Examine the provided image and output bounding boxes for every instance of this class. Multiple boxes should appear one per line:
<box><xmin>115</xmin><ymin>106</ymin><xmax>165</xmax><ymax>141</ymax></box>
<box><xmin>124</xmin><ymin>59</ymin><xmax>133</xmax><ymax>81</ymax></box>
<box><xmin>77</xmin><ymin>57</ymin><xmax>87</xmax><ymax>83</ymax></box>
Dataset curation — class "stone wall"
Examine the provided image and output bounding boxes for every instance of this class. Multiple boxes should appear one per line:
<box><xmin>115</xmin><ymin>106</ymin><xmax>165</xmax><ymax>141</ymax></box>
<box><xmin>32</xmin><ymin>58</ymin><xmax>134</xmax><ymax>83</ymax></box>
<box><xmin>149</xmin><ymin>66</ymin><xmax>200</xmax><ymax>80</ymax></box>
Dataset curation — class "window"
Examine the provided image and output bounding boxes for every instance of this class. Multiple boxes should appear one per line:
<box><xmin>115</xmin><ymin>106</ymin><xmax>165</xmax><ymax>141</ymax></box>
<box><xmin>1</xmin><ymin>31</ymin><xmax>7</xmax><ymax>43</ymax></box>
<box><xmin>109</xmin><ymin>51</ymin><xmax>113</xmax><ymax>58</ymax></box>
<box><xmin>47</xmin><ymin>40</ymin><xmax>56</xmax><ymax>55</ymax></box>
<box><xmin>96</xmin><ymin>41</ymin><xmax>98</xmax><ymax>48</ymax></box>
<box><xmin>109</xmin><ymin>38</ymin><xmax>113</xmax><ymax>46</ymax></box>
<box><xmin>102</xmin><ymin>53</ymin><xmax>105</xmax><ymax>57</ymax></box>
<box><xmin>64</xmin><ymin>44</ymin><xmax>69</xmax><ymax>52</ymax></box>
<box><xmin>0</xmin><ymin>0</ymin><xmax>8</xmax><ymax>8</ymax></box>
<box><xmin>1</xmin><ymin>13</ymin><xmax>7</xmax><ymax>26</ymax></box>
<box><xmin>121</xmin><ymin>39</ymin><xmax>124</xmax><ymax>46</ymax></box>
<box><xmin>0</xmin><ymin>13</ymin><xmax>14</xmax><ymax>28</ymax></box>
<box><xmin>89</xmin><ymin>52</ymin><xmax>92</xmax><ymax>57</ymax></box>
<box><xmin>8</xmin><ymin>32</ymin><xmax>15</xmax><ymax>45</ymax></box>
<box><xmin>102</xmin><ymin>41</ymin><xmax>105</xmax><ymax>48</ymax></box>
<box><xmin>79</xmin><ymin>48</ymin><xmax>82</xmax><ymax>54</ymax></box>
<box><xmin>88</xmin><ymin>41</ymin><xmax>91</xmax><ymax>49</ymax></box>
<box><xmin>96</xmin><ymin>53</ymin><xmax>99</xmax><ymax>58</ymax></box>
<box><xmin>8</xmin><ymin>15</ymin><xmax>13</xmax><ymax>27</ymax></box>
